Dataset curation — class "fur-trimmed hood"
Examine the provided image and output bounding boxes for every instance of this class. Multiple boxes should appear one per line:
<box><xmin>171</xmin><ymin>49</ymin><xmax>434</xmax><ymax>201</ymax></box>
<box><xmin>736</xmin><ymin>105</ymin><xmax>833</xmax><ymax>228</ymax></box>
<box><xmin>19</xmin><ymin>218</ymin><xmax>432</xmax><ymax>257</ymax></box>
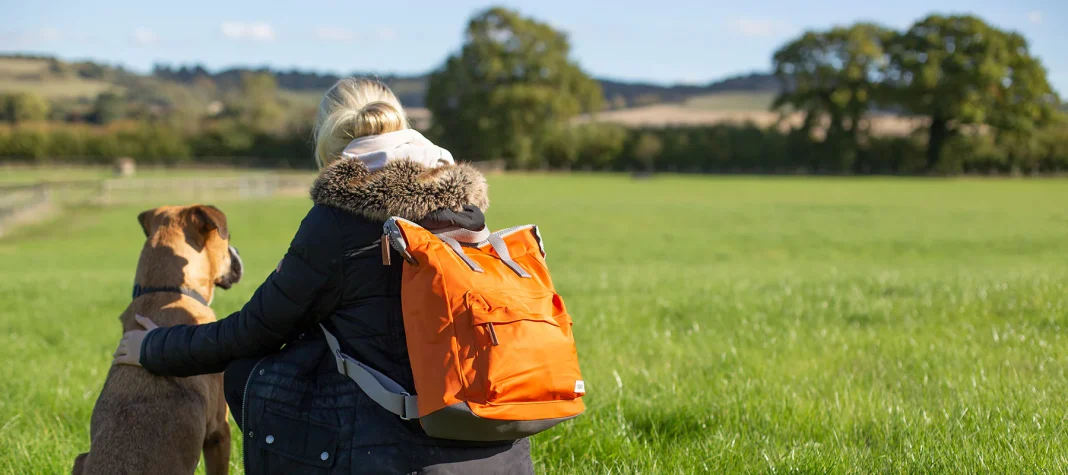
<box><xmin>309</xmin><ymin>158</ymin><xmax>489</xmax><ymax>222</ymax></box>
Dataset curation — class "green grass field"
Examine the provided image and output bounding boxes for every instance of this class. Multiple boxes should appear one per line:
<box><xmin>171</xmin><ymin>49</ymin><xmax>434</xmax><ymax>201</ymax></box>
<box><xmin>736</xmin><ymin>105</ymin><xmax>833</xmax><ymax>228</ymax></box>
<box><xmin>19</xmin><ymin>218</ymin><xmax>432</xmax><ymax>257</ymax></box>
<box><xmin>2</xmin><ymin>174</ymin><xmax>1068</xmax><ymax>473</ymax></box>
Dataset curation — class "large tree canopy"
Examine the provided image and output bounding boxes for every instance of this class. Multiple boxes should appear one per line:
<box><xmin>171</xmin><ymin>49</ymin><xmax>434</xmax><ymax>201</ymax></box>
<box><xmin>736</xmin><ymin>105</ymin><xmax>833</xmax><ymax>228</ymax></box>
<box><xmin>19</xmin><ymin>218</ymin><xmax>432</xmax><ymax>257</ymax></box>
<box><xmin>772</xmin><ymin>23</ymin><xmax>895</xmax><ymax>170</ymax></box>
<box><xmin>887</xmin><ymin>15</ymin><xmax>1059</xmax><ymax>170</ymax></box>
<box><xmin>425</xmin><ymin>7</ymin><xmax>603</xmax><ymax>167</ymax></box>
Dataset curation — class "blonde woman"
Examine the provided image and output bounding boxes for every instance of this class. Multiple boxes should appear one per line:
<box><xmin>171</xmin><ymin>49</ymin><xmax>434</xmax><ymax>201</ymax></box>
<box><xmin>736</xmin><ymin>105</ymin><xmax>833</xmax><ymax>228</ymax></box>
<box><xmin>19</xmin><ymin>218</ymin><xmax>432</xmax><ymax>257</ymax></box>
<box><xmin>114</xmin><ymin>78</ymin><xmax>533</xmax><ymax>474</ymax></box>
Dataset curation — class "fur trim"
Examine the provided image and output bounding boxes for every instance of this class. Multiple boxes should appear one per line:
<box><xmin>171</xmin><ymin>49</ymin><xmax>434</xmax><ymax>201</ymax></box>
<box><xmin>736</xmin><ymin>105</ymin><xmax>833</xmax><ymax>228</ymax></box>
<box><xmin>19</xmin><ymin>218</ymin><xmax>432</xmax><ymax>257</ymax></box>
<box><xmin>310</xmin><ymin>159</ymin><xmax>489</xmax><ymax>222</ymax></box>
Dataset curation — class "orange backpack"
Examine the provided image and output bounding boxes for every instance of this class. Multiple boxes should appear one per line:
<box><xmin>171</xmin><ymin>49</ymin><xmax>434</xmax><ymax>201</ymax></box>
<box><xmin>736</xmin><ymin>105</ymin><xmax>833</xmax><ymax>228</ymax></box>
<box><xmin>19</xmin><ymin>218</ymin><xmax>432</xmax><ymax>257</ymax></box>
<box><xmin>321</xmin><ymin>217</ymin><xmax>586</xmax><ymax>441</ymax></box>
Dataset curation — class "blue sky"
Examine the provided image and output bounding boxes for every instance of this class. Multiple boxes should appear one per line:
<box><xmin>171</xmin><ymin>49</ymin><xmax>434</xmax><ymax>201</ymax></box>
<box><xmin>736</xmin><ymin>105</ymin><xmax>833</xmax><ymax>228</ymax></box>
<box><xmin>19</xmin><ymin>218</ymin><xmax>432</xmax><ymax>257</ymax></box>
<box><xmin>3</xmin><ymin>0</ymin><xmax>1065</xmax><ymax>93</ymax></box>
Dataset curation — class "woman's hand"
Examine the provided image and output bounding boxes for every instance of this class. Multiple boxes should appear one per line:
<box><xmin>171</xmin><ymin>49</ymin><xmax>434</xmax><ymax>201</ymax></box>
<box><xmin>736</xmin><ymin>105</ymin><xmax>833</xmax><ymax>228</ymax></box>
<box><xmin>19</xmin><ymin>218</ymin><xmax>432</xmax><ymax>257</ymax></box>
<box><xmin>113</xmin><ymin>315</ymin><xmax>159</xmax><ymax>366</ymax></box>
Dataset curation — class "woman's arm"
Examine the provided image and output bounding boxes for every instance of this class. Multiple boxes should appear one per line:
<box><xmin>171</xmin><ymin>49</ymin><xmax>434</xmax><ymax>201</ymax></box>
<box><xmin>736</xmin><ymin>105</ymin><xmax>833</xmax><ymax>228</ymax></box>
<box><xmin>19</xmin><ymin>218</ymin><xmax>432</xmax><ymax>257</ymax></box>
<box><xmin>134</xmin><ymin>205</ymin><xmax>343</xmax><ymax>377</ymax></box>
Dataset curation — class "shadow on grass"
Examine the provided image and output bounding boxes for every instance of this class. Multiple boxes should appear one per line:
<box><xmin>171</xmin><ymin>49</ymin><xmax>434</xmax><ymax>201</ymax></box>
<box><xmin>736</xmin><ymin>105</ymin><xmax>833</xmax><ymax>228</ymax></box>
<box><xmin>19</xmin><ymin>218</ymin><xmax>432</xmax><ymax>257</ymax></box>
<box><xmin>627</xmin><ymin>407</ymin><xmax>710</xmax><ymax>442</ymax></box>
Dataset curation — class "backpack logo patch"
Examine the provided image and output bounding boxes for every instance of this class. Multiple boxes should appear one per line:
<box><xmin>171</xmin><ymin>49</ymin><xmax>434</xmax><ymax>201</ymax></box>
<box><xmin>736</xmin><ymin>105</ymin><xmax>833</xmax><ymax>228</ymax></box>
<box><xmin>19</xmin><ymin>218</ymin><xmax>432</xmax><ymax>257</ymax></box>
<box><xmin>574</xmin><ymin>380</ymin><xmax>585</xmax><ymax>394</ymax></box>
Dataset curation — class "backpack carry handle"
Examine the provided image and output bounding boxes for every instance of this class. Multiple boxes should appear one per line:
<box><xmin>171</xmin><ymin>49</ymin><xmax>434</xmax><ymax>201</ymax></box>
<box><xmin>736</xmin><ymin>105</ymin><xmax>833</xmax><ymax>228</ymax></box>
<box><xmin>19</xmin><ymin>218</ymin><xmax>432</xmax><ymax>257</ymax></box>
<box><xmin>484</xmin><ymin>233</ymin><xmax>531</xmax><ymax>278</ymax></box>
<box><xmin>437</xmin><ymin>235</ymin><xmax>484</xmax><ymax>273</ymax></box>
<box><xmin>389</xmin><ymin>219</ymin><xmax>532</xmax><ymax>278</ymax></box>
<box><xmin>435</xmin><ymin>228</ymin><xmax>531</xmax><ymax>278</ymax></box>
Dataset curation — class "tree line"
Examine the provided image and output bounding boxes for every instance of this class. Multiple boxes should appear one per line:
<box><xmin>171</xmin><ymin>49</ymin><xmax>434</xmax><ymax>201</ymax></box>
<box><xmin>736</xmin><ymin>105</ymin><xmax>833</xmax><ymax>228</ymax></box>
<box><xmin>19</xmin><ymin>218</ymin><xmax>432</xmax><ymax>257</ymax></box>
<box><xmin>771</xmin><ymin>17</ymin><xmax>1059</xmax><ymax>172</ymax></box>
<box><xmin>1</xmin><ymin>7</ymin><xmax>1065</xmax><ymax>175</ymax></box>
<box><xmin>4</xmin><ymin>118</ymin><xmax>1066</xmax><ymax>174</ymax></box>
<box><xmin>423</xmin><ymin>8</ymin><xmax>1063</xmax><ymax>174</ymax></box>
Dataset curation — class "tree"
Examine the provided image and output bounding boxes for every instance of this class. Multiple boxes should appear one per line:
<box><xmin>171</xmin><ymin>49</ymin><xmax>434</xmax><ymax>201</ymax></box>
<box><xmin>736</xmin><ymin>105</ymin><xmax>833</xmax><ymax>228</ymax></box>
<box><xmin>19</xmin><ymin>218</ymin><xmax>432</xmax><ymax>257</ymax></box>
<box><xmin>887</xmin><ymin>15</ymin><xmax>1059</xmax><ymax>171</ymax></box>
<box><xmin>633</xmin><ymin>132</ymin><xmax>663</xmax><ymax>171</ymax></box>
<box><xmin>772</xmin><ymin>24</ymin><xmax>895</xmax><ymax>171</ymax></box>
<box><xmin>3</xmin><ymin>92</ymin><xmax>51</xmax><ymax>123</ymax></box>
<box><xmin>92</xmin><ymin>91</ymin><xmax>126</xmax><ymax>124</ymax></box>
<box><xmin>231</xmin><ymin>72</ymin><xmax>284</xmax><ymax>132</ymax></box>
<box><xmin>425</xmin><ymin>7</ymin><xmax>603</xmax><ymax>167</ymax></box>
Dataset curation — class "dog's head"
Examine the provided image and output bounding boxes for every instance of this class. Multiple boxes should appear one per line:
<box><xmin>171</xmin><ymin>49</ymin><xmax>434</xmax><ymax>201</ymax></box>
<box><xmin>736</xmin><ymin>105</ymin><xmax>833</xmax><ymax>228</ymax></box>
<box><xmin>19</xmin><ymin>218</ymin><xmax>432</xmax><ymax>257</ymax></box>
<box><xmin>137</xmin><ymin>204</ymin><xmax>243</xmax><ymax>291</ymax></box>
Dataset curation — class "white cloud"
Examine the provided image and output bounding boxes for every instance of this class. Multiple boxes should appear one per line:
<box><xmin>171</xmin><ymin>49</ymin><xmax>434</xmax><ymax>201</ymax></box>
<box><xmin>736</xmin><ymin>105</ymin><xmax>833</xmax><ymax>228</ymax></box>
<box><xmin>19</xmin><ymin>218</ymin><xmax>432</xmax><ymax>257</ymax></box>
<box><xmin>314</xmin><ymin>27</ymin><xmax>355</xmax><ymax>41</ymax></box>
<box><xmin>132</xmin><ymin>27</ymin><xmax>158</xmax><ymax>46</ymax></box>
<box><xmin>728</xmin><ymin>18</ymin><xmax>793</xmax><ymax>38</ymax></box>
<box><xmin>36</xmin><ymin>28</ymin><xmax>62</xmax><ymax>42</ymax></box>
<box><xmin>312</xmin><ymin>26</ymin><xmax>396</xmax><ymax>42</ymax></box>
<box><xmin>375</xmin><ymin>28</ymin><xmax>397</xmax><ymax>41</ymax></box>
<box><xmin>0</xmin><ymin>28</ymin><xmax>62</xmax><ymax>48</ymax></box>
<box><xmin>1027</xmin><ymin>11</ymin><xmax>1043</xmax><ymax>24</ymax></box>
<box><xmin>220</xmin><ymin>22</ymin><xmax>276</xmax><ymax>41</ymax></box>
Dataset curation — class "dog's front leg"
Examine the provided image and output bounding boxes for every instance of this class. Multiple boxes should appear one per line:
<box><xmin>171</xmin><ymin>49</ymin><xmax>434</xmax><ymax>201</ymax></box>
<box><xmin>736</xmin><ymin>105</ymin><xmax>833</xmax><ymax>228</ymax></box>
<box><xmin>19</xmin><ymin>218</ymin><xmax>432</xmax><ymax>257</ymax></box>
<box><xmin>203</xmin><ymin>426</ymin><xmax>231</xmax><ymax>475</ymax></box>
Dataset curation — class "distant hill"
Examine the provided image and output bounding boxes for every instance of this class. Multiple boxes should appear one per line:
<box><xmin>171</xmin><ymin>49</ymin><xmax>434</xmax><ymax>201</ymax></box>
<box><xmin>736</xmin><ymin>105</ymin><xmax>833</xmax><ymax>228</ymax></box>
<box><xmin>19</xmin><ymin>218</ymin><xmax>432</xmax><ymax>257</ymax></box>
<box><xmin>152</xmin><ymin>64</ymin><xmax>430</xmax><ymax>107</ymax></box>
<box><xmin>0</xmin><ymin>55</ymin><xmax>788</xmax><ymax>127</ymax></box>
<box><xmin>598</xmin><ymin>73</ymin><xmax>781</xmax><ymax>107</ymax></box>
<box><xmin>149</xmin><ymin>62</ymin><xmax>781</xmax><ymax>109</ymax></box>
<box><xmin>0</xmin><ymin>56</ymin><xmax>129</xmax><ymax>99</ymax></box>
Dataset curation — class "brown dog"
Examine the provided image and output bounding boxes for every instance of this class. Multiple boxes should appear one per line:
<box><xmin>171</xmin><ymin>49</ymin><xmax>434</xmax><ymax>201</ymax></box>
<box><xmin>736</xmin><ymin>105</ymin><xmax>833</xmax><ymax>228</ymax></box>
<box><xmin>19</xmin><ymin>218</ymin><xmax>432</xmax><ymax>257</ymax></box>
<box><xmin>74</xmin><ymin>205</ymin><xmax>243</xmax><ymax>475</ymax></box>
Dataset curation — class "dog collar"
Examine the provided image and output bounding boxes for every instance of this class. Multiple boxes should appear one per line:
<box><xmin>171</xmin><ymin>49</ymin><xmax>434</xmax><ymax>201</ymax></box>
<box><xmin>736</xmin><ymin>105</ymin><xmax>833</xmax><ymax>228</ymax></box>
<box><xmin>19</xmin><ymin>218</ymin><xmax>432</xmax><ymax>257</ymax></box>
<box><xmin>132</xmin><ymin>284</ymin><xmax>209</xmax><ymax>306</ymax></box>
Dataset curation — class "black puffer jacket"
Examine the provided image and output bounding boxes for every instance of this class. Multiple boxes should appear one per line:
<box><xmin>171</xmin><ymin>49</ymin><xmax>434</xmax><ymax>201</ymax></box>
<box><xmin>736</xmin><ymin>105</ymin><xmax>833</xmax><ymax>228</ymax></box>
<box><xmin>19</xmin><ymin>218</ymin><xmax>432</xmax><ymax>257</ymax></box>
<box><xmin>139</xmin><ymin>159</ymin><xmax>532</xmax><ymax>474</ymax></box>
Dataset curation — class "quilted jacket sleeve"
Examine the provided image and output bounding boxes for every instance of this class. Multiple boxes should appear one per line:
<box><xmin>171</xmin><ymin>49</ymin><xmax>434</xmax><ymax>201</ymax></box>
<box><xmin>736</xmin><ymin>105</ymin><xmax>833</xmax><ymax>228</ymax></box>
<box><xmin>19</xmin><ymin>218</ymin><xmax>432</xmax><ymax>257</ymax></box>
<box><xmin>139</xmin><ymin>205</ymin><xmax>343</xmax><ymax>377</ymax></box>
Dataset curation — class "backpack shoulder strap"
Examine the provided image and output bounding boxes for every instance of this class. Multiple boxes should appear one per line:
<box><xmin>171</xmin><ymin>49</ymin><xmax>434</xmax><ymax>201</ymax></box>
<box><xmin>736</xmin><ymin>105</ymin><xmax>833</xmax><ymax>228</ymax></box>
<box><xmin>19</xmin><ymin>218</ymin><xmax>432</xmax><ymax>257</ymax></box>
<box><xmin>320</xmin><ymin>324</ymin><xmax>420</xmax><ymax>420</ymax></box>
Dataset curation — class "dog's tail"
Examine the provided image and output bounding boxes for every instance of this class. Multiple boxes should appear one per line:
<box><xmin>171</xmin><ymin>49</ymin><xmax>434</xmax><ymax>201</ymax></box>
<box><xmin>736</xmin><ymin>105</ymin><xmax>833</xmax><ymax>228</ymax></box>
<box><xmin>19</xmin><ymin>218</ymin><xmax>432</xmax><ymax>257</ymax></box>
<box><xmin>72</xmin><ymin>453</ymin><xmax>88</xmax><ymax>475</ymax></box>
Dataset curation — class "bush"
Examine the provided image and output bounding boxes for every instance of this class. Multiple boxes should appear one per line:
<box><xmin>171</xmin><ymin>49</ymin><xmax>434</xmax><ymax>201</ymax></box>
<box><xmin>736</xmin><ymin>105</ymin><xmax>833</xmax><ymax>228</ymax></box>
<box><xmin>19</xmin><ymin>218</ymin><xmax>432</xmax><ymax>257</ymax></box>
<box><xmin>539</xmin><ymin>125</ymin><xmax>580</xmax><ymax>169</ymax></box>
<box><xmin>574</xmin><ymin>123</ymin><xmax>627</xmax><ymax>170</ymax></box>
<box><xmin>1037</xmin><ymin>126</ymin><xmax>1068</xmax><ymax>171</ymax></box>
<box><xmin>46</xmin><ymin>127</ymin><xmax>88</xmax><ymax>159</ymax></box>
<box><xmin>631</xmin><ymin>132</ymin><xmax>663</xmax><ymax>171</ymax></box>
<box><xmin>3</xmin><ymin>92</ymin><xmax>51</xmax><ymax>123</ymax></box>
<box><xmin>539</xmin><ymin>123</ymin><xmax>628</xmax><ymax>170</ymax></box>
<box><xmin>3</xmin><ymin>126</ymin><xmax>50</xmax><ymax>159</ymax></box>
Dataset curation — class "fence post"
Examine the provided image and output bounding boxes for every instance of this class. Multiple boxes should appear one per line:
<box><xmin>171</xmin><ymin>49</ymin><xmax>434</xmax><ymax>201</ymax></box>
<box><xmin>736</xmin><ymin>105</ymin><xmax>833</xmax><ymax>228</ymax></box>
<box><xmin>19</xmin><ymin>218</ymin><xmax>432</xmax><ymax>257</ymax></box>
<box><xmin>267</xmin><ymin>175</ymin><xmax>277</xmax><ymax>198</ymax></box>
<box><xmin>101</xmin><ymin>180</ymin><xmax>111</xmax><ymax>206</ymax></box>
<box><xmin>35</xmin><ymin>183</ymin><xmax>48</xmax><ymax>206</ymax></box>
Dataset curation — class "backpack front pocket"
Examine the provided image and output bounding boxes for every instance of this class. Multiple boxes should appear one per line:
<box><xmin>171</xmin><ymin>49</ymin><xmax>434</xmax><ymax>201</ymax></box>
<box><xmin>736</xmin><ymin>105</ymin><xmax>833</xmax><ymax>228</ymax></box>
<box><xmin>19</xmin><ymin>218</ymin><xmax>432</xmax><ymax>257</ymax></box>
<box><xmin>463</xmin><ymin>290</ymin><xmax>582</xmax><ymax>407</ymax></box>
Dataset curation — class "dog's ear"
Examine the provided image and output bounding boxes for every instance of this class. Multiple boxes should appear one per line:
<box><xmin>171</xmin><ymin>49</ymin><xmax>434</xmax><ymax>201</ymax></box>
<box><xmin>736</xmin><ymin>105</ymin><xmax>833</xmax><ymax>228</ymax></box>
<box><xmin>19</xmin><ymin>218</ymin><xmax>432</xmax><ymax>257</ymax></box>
<box><xmin>189</xmin><ymin>205</ymin><xmax>229</xmax><ymax>240</ymax></box>
<box><xmin>137</xmin><ymin>208</ymin><xmax>157</xmax><ymax>237</ymax></box>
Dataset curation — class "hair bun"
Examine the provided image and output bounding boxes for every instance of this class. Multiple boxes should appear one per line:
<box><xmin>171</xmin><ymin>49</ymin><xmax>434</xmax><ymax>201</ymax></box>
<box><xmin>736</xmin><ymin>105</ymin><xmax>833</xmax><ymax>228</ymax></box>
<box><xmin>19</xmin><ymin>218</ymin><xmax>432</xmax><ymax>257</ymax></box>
<box><xmin>354</xmin><ymin>101</ymin><xmax>406</xmax><ymax>137</ymax></box>
<box><xmin>313</xmin><ymin>77</ymin><xmax>409</xmax><ymax>168</ymax></box>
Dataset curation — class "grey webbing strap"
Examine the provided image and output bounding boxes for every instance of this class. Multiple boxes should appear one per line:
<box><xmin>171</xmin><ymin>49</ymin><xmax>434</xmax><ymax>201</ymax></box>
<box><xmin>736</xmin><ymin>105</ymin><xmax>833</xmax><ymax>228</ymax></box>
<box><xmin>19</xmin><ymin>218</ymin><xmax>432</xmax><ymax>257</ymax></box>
<box><xmin>436</xmin><ymin>227</ymin><xmax>491</xmax><ymax>243</ymax></box>
<box><xmin>487</xmin><ymin>233</ymin><xmax>532</xmax><ymax>278</ymax></box>
<box><xmin>320</xmin><ymin>324</ymin><xmax>419</xmax><ymax>420</ymax></box>
<box><xmin>438</xmin><ymin>235</ymin><xmax>484</xmax><ymax>273</ymax></box>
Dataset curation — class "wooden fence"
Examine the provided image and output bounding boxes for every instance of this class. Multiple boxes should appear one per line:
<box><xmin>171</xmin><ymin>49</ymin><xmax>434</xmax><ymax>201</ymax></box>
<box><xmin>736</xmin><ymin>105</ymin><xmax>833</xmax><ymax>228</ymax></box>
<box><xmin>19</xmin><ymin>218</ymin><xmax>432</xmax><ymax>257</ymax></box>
<box><xmin>0</xmin><ymin>175</ymin><xmax>314</xmax><ymax>236</ymax></box>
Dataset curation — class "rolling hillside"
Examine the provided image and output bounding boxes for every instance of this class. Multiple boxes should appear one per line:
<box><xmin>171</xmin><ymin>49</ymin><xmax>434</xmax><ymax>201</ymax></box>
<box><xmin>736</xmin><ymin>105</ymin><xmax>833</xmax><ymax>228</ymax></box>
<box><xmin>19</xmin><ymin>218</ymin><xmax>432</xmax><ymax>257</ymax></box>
<box><xmin>0</xmin><ymin>57</ymin><xmax>116</xmax><ymax>99</ymax></box>
<box><xmin>1</xmin><ymin>55</ymin><xmax>781</xmax><ymax>111</ymax></box>
<box><xmin>0</xmin><ymin>54</ymin><xmax>929</xmax><ymax>134</ymax></box>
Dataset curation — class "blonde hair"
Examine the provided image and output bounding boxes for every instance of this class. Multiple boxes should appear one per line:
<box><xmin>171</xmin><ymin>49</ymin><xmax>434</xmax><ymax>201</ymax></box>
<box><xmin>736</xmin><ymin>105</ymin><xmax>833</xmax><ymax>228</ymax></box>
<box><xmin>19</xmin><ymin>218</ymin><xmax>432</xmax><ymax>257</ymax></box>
<box><xmin>313</xmin><ymin>78</ymin><xmax>408</xmax><ymax>168</ymax></box>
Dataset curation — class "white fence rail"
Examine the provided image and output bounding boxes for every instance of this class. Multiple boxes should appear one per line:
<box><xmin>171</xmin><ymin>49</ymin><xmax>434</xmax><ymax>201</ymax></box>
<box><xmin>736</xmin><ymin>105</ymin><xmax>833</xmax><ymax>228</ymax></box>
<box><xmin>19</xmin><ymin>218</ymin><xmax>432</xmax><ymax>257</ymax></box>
<box><xmin>0</xmin><ymin>175</ymin><xmax>314</xmax><ymax>236</ymax></box>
